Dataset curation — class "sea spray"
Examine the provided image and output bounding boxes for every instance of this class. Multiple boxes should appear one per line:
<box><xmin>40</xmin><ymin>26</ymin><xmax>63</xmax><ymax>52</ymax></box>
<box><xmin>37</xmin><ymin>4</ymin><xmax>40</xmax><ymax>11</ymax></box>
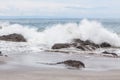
<box><xmin>0</xmin><ymin>19</ymin><xmax>120</xmax><ymax>47</ymax></box>
<box><xmin>78</xmin><ymin>19</ymin><xmax>120</xmax><ymax>46</ymax></box>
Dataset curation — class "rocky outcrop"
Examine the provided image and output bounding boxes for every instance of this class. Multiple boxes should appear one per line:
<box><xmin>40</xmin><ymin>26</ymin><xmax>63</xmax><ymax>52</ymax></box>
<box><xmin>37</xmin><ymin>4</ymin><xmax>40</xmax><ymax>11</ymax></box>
<box><xmin>72</xmin><ymin>39</ymin><xmax>100</xmax><ymax>50</ymax></box>
<box><xmin>51</xmin><ymin>39</ymin><xmax>111</xmax><ymax>51</ymax></box>
<box><xmin>72</xmin><ymin>39</ymin><xmax>99</xmax><ymax>48</ymax></box>
<box><xmin>0</xmin><ymin>33</ymin><xmax>27</xmax><ymax>42</ymax></box>
<box><xmin>51</xmin><ymin>43</ymin><xmax>70</xmax><ymax>49</ymax></box>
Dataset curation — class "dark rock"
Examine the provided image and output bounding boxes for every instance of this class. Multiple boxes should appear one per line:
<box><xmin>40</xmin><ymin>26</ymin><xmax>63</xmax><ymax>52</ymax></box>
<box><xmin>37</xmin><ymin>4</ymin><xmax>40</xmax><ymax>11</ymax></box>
<box><xmin>57</xmin><ymin>60</ymin><xmax>85</xmax><ymax>69</ymax></box>
<box><xmin>52</xmin><ymin>43</ymin><xmax>70</xmax><ymax>49</ymax></box>
<box><xmin>90</xmin><ymin>46</ymin><xmax>96</xmax><ymax>50</ymax></box>
<box><xmin>102</xmin><ymin>51</ymin><xmax>118</xmax><ymax>57</ymax></box>
<box><xmin>73</xmin><ymin>39</ymin><xmax>99</xmax><ymax>47</ymax></box>
<box><xmin>45</xmin><ymin>50</ymin><xmax>70</xmax><ymax>54</ymax></box>
<box><xmin>73</xmin><ymin>39</ymin><xmax>111</xmax><ymax>48</ymax></box>
<box><xmin>4</xmin><ymin>55</ymin><xmax>8</xmax><ymax>57</ymax></box>
<box><xmin>72</xmin><ymin>39</ymin><xmax>99</xmax><ymax>50</ymax></box>
<box><xmin>100</xmin><ymin>42</ymin><xmax>111</xmax><ymax>47</ymax></box>
<box><xmin>84</xmin><ymin>40</ymin><xmax>93</xmax><ymax>45</ymax></box>
<box><xmin>0</xmin><ymin>33</ymin><xmax>27</xmax><ymax>42</ymax></box>
<box><xmin>51</xmin><ymin>39</ymin><xmax>112</xmax><ymax>51</ymax></box>
<box><xmin>102</xmin><ymin>51</ymin><xmax>109</xmax><ymax>54</ymax></box>
<box><xmin>0</xmin><ymin>51</ymin><xmax>3</xmax><ymax>56</ymax></box>
<box><xmin>72</xmin><ymin>39</ymin><xmax>112</xmax><ymax>48</ymax></box>
<box><xmin>84</xmin><ymin>40</ymin><xmax>100</xmax><ymax>48</ymax></box>
<box><xmin>76</xmin><ymin>46</ymin><xmax>86</xmax><ymax>50</ymax></box>
<box><xmin>0</xmin><ymin>51</ymin><xmax>8</xmax><ymax>57</ymax></box>
<box><xmin>40</xmin><ymin>60</ymin><xmax>85</xmax><ymax>69</ymax></box>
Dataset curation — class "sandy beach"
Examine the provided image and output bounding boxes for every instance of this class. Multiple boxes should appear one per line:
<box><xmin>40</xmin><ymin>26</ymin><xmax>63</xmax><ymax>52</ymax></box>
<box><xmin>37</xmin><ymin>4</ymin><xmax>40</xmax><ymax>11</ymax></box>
<box><xmin>0</xmin><ymin>48</ymin><xmax>120</xmax><ymax>80</ymax></box>
<box><xmin>0</xmin><ymin>67</ymin><xmax>120</xmax><ymax>80</ymax></box>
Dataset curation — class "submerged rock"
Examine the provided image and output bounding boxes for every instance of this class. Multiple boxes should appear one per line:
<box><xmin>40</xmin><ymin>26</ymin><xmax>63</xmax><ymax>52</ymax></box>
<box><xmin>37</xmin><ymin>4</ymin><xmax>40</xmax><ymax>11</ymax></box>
<box><xmin>51</xmin><ymin>43</ymin><xmax>70</xmax><ymax>49</ymax></box>
<box><xmin>102</xmin><ymin>51</ymin><xmax>118</xmax><ymax>57</ymax></box>
<box><xmin>57</xmin><ymin>60</ymin><xmax>85</xmax><ymax>69</ymax></box>
<box><xmin>0</xmin><ymin>33</ymin><xmax>27</xmax><ymax>42</ymax></box>
<box><xmin>40</xmin><ymin>60</ymin><xmax>85</xmax><ymax>69</ymax></box>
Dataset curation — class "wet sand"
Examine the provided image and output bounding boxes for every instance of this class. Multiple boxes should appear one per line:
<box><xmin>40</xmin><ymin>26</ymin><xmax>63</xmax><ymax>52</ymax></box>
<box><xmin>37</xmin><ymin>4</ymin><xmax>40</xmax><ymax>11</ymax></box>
<box><xmin>0</xmin><ymin>52</ymin><xmax>120</xmax><ymax>80</ymax></box>
<box><xmin>0</xmin><ymin>67</ymin><xmax>120</xmax><ymax>80</ymax></box>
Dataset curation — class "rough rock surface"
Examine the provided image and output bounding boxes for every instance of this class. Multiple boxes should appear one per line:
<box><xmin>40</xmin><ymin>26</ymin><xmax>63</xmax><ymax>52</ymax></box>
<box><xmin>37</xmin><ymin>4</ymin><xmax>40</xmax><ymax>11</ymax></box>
<box><xmin>100</xmin><ymin>42</ymin><xmax>111</xmax><ymax>47</ymax></box>
<box><xmin>51</xmin><ymin>43</ymin><xmax>70</xmax><ymax>49</ymax></box>
<box><xmin>57</xmin><ymin>60</ymin><xmax>85</xmax><ymax>69</ymax></box>
<box><xmin>102</xmin><ymin>51</ymin><xmax>118</xmax><ymax>57</ymax></box>
<box><xmin>0</xmin><ymin>33</ymin><xmax>27</xmax><ymax>42</ymax></box>
<box><xmin>40</xmin><ymin>60</ymin><xmax>85</xmax><ymax>69</ymax></box>
<box><xmin>0</xmin><ymin>51</ymin><xmax>3</xmax><ymax>56</ymax></box>
<box><xmin>51</xmin><ymin>39</ymin><xmax>111</xmax><ymax>51</ymax></box>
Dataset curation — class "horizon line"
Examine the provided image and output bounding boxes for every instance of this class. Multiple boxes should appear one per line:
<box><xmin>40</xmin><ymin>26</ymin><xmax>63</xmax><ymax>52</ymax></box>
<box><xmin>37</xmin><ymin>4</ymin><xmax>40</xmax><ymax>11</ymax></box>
<box><xmin>0</xmin><ymin>16</ymin><xmax>119</xmax><ymax>19</ymax></box>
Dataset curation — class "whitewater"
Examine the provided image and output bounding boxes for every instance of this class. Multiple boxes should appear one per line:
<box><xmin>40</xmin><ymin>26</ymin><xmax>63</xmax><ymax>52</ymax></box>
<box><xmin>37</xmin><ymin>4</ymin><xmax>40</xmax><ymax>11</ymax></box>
<box><xmin>0</xmin><ymin>19</ymin><xmax>120</xmax><ymax>71</ymax></box>
<box><xmin>0</xmin><ymin>19</ymin><xmax>120</xmax><ymax>46</ymax></box>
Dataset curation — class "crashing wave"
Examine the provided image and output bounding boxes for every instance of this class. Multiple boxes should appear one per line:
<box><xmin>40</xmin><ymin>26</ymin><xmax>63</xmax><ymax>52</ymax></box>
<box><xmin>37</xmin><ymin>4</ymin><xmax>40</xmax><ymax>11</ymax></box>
<box><xmin>0</xmin><ymin>19</ymin><xmax>120</xmax><ymax>47</ymax></box>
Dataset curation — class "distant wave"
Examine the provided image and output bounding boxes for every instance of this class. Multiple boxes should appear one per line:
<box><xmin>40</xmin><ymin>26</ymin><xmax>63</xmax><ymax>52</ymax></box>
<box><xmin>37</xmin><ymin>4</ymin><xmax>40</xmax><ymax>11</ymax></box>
<box><xmin>0</xmin><ymin>19</ymin><xmax>120</xmax><ymax>47</ymax></box>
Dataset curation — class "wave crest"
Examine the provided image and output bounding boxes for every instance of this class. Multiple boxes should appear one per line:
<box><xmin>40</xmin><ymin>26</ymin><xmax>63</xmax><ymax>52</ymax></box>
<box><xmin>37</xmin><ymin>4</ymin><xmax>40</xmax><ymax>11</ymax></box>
<box><xmin>0</xmin><ymin>19</ymin><xmax>120</xmax><ymax>47</ymax></box>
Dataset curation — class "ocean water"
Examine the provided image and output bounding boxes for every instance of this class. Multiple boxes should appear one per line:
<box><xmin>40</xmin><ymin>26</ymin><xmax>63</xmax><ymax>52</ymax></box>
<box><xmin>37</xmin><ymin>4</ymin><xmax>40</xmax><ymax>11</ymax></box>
<box><xmin>0</xmin><ymin>18</ymin><xmax>120</xmax><ymax>71</ymax></box>
<box><xmin>0</xmin><ymin>18</ymin><xmax>120</xmax><ymax>46</ymax></box>
<box><xmin>1</xmin><ymin>18</ymin><xmax>120</xmax><ymax>33</ymax></box>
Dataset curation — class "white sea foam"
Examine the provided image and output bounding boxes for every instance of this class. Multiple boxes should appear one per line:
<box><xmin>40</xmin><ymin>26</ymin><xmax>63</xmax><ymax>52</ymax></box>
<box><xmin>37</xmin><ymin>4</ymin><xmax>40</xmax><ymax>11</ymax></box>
<box><xmin>0</xmin><ymin>19</ymin><xmax>120</xmax><ymax>47</ymax></box>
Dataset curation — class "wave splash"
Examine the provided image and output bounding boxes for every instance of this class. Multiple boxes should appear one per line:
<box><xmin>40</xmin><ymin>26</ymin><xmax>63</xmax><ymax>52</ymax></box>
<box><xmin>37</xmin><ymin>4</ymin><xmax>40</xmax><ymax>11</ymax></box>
<box><xmin>0</xmin><ymin>19</ymin><xmax>120</xmax><ymax>47</ymax></box>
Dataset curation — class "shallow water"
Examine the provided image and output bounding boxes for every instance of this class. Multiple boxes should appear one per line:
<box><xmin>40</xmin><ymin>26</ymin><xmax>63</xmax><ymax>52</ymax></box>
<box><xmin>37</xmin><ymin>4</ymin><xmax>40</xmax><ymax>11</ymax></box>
<box><xmin>0</xmin><ymin>41</ymin><xmax>120</xmax><ymax>71</ymax></box>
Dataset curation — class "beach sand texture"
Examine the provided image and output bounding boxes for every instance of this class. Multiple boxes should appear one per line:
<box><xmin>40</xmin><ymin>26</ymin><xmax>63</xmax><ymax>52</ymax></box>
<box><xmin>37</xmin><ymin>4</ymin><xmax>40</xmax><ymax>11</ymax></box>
<box><xmin>0</xmin><ymin>69</ymin><xmax>120</xmax><ymax>80</ymax></box>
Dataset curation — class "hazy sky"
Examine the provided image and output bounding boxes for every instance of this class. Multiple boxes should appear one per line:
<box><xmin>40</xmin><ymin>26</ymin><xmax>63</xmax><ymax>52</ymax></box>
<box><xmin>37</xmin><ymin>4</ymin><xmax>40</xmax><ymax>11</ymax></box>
<box><xmin>0</xmin><ymin>0</ymin><xmax>119</xmax><ymax>18</ymax></box>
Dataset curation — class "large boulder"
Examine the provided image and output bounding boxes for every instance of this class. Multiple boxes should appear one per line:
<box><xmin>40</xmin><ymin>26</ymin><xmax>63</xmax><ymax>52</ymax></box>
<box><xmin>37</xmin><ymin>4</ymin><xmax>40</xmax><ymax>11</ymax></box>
<box><xmin>51</xmin><ymin>43</ymin><xmax>71</xmax><ymax>49</ymax></box>
<box><xmin>0</xmin><ymin>33</ymin><xmax>27</xmax><ymax>42</ymax></box>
